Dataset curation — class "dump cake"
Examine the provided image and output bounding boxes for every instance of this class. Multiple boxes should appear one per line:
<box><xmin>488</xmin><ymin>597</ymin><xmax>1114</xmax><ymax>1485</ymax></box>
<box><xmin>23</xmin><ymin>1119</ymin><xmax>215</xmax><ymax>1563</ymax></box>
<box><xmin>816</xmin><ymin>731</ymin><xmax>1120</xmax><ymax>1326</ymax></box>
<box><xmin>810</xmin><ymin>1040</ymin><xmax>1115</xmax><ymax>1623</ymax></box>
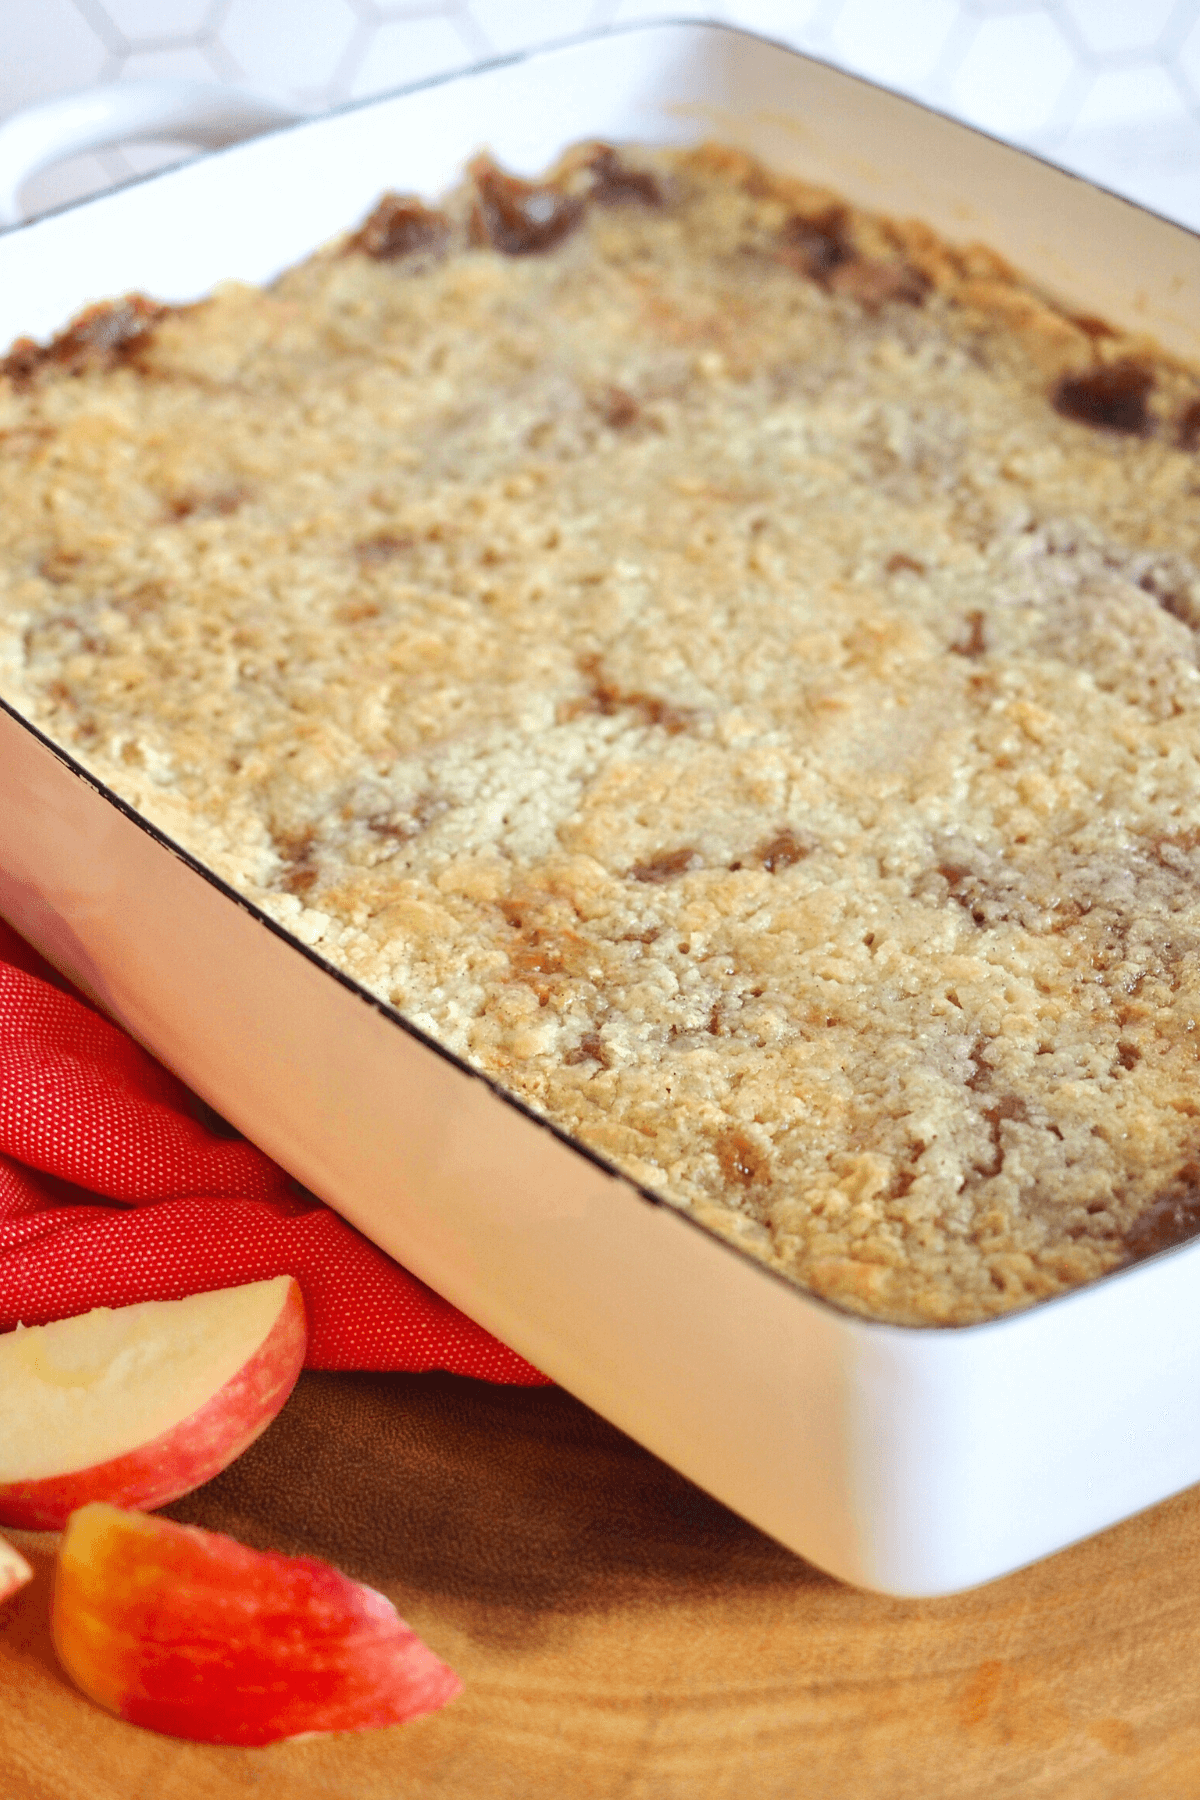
<box><xmin>4</xmin><ymin>143</ymin><xmax>1200</xmax><ymax>1325</ymax></box>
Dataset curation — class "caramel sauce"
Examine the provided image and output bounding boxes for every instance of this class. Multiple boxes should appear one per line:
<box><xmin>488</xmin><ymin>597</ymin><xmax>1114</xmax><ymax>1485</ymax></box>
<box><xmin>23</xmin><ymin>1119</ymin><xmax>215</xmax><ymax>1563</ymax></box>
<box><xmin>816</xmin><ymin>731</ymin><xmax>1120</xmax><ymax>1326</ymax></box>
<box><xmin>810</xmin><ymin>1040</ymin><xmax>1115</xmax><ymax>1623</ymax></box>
<box><xmin>629</xmin><ymin>848</ymin><xmax>701</xmax><ymax>884</ymax></box>
<box><xmin>276</xmin><ymin>828</ymin><xmax>319</xmax><ymax>896</ymax></box>
<box><xmin>950</xmin><ymin>610</ymin><xmax>987</xmax><ymax>658</ymax></box>
<box><xmin>582</xmin><ymin>145</ymin><xmax>664</xmax><ymax>208</ymax></box>
<box><xmin>1125</xmin><ymin>1165</ymin><xmax>1200</xmax><ymax>1261</ymax></box>
<box><xmin>346</xmin><ymin>195</ymin><xmax>451</xmax><ymax>262</ymax></box>
<box><xmin>1070</xmin><ymin>314</ymin><xmax>1119</xmax><ymax>341</ymax></box>
<box><xmin>779</xmin><ymin>206</ymin><xmax>853</xmax><ymax>279</ymax></box>
<box><xmin>598</xmin><ymin>386</ymin><xmax>641</xmax><ymax>430</ymax></box>
<box><xmin>779</xmin><ymin>208</ymin><xmax>925</xmax><ymax>309</ymax></box>
<box><xmin>2</xmin><ymin>295</ymin><xmax>168</xmax><ymax>388</ymax></box>
<box><xmin>469</xmin><ymin>157</ymin><xmax>585</xmax><ymax>257</ymax></box>
<box><xmin>756</xmin><ymin>830</ymin><xmax>809</xmax><ymax>873</ymax></box>
<box><xmin>562</xmin><ymin>654</ymin><xmax>697</xmax><ymax>735</ymax></box>
<box><xmin>715</xmin><ymin>1128</ymin><xmax>768</xmax><ymax>1187</ymax></box>
<box><xmin>167</xmin><ymin>487</ymin><xmax>246</xmax><ymax>522</ymax></box>
<box><xmin>355</xmin><ymin>532</ymin><xmax>415</xmax><ymax>563</ymax></box>
<box><xmin>939</xmin><ymin>864</ymin><xmax>988</xmax><ymax>926</ymax></box>
<box><xmin>509</xmin><ymin>936</ymin><xmax>566</xmax><ymax>982</ymax></box>
<box><xmin>1052</xmin><ymin>360</ymin><xmax>1154</xmax><ymax>435</ymax></box>
<box><xmin>827</xmin><ymin>258</ymin><xmax>928</xmax><ymax>310</ymax></box>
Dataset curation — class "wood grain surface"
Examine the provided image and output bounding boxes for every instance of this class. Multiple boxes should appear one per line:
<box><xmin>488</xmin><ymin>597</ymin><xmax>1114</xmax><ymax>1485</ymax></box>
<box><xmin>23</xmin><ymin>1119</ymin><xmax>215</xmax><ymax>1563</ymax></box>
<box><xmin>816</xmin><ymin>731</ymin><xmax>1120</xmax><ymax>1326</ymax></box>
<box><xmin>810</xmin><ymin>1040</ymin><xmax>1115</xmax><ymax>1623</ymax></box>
<box><xmin>3</xmin><ymin>1370</ymin><xmax>1200</xmax><ymax>1799</ymax></box>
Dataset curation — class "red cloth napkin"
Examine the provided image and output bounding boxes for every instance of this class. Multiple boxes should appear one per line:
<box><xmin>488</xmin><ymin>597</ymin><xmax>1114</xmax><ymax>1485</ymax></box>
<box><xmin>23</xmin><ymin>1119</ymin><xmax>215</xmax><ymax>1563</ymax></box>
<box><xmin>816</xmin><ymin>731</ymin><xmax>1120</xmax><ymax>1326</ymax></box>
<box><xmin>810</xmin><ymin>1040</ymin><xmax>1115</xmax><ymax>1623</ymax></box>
<box><xmin>0</xmin><ymin>918</ymin><xmax>548</xmax><ymax>1383</ymax></box>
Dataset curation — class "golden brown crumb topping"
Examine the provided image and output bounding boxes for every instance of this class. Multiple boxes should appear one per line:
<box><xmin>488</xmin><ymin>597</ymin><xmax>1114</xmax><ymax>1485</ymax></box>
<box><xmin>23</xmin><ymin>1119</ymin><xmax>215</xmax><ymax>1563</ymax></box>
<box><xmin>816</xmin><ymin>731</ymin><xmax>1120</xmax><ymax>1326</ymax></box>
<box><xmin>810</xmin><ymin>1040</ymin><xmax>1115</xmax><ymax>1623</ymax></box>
<box><xmin>6</xmin><ymin>143</ymin><xmax>1200</xmax><ymax>1325</ymax></box>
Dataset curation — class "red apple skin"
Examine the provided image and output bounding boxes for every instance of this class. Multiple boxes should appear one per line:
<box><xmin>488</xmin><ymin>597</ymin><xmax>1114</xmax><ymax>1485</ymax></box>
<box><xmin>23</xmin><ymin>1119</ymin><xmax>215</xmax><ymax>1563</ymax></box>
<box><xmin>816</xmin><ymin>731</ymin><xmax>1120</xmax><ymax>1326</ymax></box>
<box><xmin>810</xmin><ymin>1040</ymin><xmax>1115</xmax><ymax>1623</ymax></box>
<box><xmin>53</xmin><ymin>1504</ymin><xmax>462</xmax><ymax>1745</ymax></box>
<box><xmin>0</xmin><ymin>1534</ymin><xmax>31</xmax><ymax>1603</ymax></box>
<box><xmin>0</xmin><ymin>1280</ymin><xmax>306</xmax><ymax>1530</ymax></box>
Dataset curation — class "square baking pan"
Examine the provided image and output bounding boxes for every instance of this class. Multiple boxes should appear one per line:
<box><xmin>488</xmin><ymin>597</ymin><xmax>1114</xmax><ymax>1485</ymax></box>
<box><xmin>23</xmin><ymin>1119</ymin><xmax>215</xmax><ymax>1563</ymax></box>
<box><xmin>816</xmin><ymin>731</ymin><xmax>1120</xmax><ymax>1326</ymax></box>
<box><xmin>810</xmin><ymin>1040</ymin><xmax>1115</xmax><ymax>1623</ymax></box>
<box><xmin>3</xmin><ymin>19</ymin><xmax>1200</xmax><ymax>1598</ymax></box>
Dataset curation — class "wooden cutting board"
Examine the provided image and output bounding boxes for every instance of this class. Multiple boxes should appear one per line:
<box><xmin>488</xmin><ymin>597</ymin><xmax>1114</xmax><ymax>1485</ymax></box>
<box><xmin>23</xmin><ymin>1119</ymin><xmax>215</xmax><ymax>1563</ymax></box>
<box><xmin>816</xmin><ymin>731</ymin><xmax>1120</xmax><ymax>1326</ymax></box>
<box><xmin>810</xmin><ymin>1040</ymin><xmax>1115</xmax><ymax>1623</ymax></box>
<box><xmin>3</xmin><ymin>1369</ymin><xmax>1200</xmax><ymax>1800</ymax></box>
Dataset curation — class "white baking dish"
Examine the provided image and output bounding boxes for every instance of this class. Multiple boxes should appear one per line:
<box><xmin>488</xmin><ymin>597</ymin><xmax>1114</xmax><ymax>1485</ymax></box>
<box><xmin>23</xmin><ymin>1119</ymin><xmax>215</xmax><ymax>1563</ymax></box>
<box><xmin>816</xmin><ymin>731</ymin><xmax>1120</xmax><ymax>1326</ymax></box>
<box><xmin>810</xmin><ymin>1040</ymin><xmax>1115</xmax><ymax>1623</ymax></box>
<box><xmin>3</xmin><ymin>21</ymin><xmax>1200</xmax><ymax>1598</ymax></box>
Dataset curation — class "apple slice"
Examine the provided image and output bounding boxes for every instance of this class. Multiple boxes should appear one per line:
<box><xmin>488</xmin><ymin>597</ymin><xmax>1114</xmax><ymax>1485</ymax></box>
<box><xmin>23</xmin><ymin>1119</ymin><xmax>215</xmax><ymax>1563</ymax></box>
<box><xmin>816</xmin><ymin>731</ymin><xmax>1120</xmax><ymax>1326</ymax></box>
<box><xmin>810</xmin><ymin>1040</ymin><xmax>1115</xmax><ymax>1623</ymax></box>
<box><xmin>0</xmin><ymin>1277</ymin><xmax>306</xmax><ymax>1528</ymax></box>
<box><xmin>53</xmin><ymin>1504</ymin><xmax>462</xmax><ymax>1744</ymax></box>
<box><xmin>0</xmin><ymin>1533</ymin><xmax>31</xmax><ymax>1603</ymax></box>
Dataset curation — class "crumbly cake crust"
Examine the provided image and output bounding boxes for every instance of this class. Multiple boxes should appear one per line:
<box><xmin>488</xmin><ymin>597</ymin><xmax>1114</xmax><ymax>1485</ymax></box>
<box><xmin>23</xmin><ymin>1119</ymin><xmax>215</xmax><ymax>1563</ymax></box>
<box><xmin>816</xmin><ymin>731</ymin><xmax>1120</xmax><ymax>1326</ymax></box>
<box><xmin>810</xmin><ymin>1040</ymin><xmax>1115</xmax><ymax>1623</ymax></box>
<box><xmin>5</xmin><ymin>143</ymin><xmax>1200</xmax><ymax>1326</ymax></box>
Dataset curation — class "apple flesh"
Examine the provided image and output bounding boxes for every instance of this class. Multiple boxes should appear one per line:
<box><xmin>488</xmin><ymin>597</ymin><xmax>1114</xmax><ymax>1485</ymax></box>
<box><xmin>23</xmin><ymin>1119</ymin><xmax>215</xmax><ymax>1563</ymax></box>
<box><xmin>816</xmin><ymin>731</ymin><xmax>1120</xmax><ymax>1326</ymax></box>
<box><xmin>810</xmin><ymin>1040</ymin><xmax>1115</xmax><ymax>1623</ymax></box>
<box><xmin>0</xmin><ymin>1534</ymin><xmax>31</xmax><ymax>1603</ymax></box>
<box><xmin>53</xmin><ymin>1504</ymin><xmax>462</xmax><ymax>1744</ymax></box>
<box><xmin>0</xmin><ymin>1277</ymin><xmax>306</xmax><ymax>1528</ymax></box>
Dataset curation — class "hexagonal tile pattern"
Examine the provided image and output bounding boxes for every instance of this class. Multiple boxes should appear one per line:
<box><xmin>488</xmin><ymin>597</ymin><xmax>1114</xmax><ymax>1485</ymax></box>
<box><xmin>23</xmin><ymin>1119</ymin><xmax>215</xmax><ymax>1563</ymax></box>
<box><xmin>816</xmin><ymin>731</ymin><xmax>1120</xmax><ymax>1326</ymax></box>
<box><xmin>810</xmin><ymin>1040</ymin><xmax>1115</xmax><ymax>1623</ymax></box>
<box><xmin>100</xmin><ymin>0</ymin><xmax>215</xmax><ymax>40</ymax></box>
<box><xmin>1057</xmin><ymin>110</ymin><xmax>1200</xmax><ymax>228</ymax></box>
<box><xmin>348</xmin><ymin>16</ymin><xmax>482</xmax><ymax>100</ymax></box>
<box><xmin>1175</xmin><ymin>8</ymin><xmax>1200</xmax><ymax>101</ymax></box>
<box><xmin>220</xmin><ymin>0</ymin><xmax>359</xmax><ymax>96</ymax></box>
<box><xmin>0</xmin><ymin>0</ymin><xmax>109</xmax><ymax>118</ymax></box>
<box><xmin>1075</xmin><ymin>63</ymin><xmax>1187</xmax><ymax>128</ymax></box>
<box><xmin>715</xmin><ymin>0</ymin><xmax>826</xmax><ymax>39</ymax></box>
<box><xmin>116</xmin><ymin>44</ymin><xmax>229</xmax><ymax>83</ymax></box>
<box><xmin>953</xmin><ymin>10</ymin><xmax>1077</xmax><ymax>136</ymax></box>
<box><xmin>1060</xmin><ymin>0</ymin><xmax>1180</xmax><ymax>59</ymax></box>
<box><xmin>830</xmin><ymin>0</ymin><xmax>960</xmax><ymax>88</ymax></box>
<box><xmin>3</xmin><ymin>0</ymin><xmax>1200</xmax><ymax>231</ymax></box>
<box><xmin>468</xmin><ymin>0</ymin><xmax>602</xmax><ymax>57</ymax></box>
<box><xmin>608</xmin><ymin>0</ymin><xmax>695</xmax><ymax>21</ymax></box>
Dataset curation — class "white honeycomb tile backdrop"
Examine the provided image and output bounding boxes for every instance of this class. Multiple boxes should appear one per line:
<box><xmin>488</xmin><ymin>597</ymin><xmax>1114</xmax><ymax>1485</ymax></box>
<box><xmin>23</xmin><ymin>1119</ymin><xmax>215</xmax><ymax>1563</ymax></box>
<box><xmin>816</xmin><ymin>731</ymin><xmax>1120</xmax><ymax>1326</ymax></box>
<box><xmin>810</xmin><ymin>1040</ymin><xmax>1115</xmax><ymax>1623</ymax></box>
<box><xmin>2</xmin><ymin>0</ymin><xmax>1200</xmax><ymax>228</ymax></box>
